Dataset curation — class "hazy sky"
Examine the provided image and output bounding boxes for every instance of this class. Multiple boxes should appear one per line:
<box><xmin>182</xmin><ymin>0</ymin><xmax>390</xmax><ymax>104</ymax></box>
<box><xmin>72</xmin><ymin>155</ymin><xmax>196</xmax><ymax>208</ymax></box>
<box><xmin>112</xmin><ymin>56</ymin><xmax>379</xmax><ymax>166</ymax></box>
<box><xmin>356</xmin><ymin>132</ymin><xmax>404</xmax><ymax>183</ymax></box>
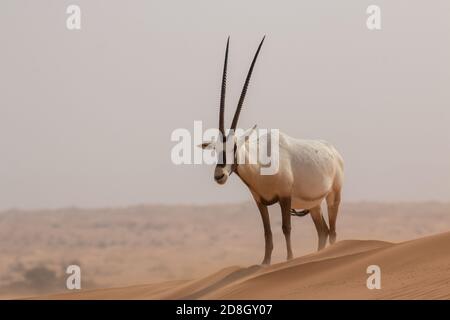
<box><xmin>1</xmin><ymin>1</ymin><xmax>449</xmax><ymax>209</ymax></box>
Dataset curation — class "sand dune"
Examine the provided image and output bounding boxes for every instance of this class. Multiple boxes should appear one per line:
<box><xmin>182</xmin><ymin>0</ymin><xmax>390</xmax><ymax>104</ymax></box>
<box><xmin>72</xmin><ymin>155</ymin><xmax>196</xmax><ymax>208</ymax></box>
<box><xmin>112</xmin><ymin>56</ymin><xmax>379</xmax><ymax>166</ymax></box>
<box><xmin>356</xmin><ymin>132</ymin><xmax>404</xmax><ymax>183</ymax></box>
<box><xmin>38</xmin><ymin>231</ymin><xmax>450</xmax><ymax>300</ymax></box>
<box><xmin>2</xmin><ymin>202</ymin><xmax>450</xmax><ymax>299</ymax></box>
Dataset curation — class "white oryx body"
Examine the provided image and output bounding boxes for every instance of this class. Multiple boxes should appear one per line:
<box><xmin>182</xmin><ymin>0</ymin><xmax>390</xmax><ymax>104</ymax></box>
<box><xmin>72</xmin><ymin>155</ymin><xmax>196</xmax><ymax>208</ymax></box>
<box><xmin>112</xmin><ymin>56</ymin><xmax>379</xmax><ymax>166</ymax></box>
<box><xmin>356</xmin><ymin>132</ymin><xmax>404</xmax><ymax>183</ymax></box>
<box><xmin>236</xmin><ymin>132</ymin><xmax>344</xmax><ymax>211</ymax></box>
<box><xmin>200</xmin><ymin>37</ymin><xmax>344</xmax><ymax>265</ymax></box>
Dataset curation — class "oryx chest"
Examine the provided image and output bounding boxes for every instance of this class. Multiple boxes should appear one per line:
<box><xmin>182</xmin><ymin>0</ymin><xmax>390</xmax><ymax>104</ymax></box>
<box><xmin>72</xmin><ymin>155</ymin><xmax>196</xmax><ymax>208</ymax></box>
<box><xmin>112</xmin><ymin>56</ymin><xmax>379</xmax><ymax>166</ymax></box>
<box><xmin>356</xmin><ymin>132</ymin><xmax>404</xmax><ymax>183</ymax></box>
<box><xmin>236</xmin><ymin>164</ymin><xmax>290</xmax><ymax>205</ymax></box>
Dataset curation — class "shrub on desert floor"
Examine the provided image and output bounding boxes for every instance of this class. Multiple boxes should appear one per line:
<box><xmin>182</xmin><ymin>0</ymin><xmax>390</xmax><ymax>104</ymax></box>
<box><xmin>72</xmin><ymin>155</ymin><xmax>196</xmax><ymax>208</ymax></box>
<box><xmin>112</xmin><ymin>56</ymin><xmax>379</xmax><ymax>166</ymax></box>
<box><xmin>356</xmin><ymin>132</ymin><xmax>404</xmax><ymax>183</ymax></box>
<box><xmin>23</xmin><ymin>265</ymin><xmax>59</xmax><ymax>290</ymax></box>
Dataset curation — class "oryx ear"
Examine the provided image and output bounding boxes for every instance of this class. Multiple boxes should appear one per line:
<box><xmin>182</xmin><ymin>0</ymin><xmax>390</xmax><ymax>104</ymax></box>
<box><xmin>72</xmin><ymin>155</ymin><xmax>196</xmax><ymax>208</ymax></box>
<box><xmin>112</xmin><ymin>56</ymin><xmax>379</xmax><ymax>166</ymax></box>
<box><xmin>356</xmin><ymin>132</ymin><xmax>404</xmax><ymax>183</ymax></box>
<box><xmin>197</xmin><ymin>141</ymin><xmax>216</xmax><ymax>150</ymax></box>
<box><xmin>246</xmin><ymin>124</ymin><xmax>258</xmax><ymax>136</ymax></box>
<box><xmin>234</xmin><ymin>124</ymin><xmax>258</xmax><ymax>146</ymax></box>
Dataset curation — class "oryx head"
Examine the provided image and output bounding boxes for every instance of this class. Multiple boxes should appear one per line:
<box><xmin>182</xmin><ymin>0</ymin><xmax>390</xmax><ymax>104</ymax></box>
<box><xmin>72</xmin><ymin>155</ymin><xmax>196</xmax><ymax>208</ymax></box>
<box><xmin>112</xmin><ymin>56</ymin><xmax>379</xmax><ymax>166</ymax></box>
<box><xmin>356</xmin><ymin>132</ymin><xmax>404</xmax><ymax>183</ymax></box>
<box><xmin>199</xmin><ymin>36</ymin><xmax>265</xmax><ymax>185</ymax></box>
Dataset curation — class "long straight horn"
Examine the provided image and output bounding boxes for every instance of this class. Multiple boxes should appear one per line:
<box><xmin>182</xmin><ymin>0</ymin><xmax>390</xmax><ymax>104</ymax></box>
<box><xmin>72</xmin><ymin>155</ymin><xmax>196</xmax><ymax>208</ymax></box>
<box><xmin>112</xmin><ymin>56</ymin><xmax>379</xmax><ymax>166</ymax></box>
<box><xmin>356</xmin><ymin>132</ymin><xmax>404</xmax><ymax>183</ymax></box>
<box><xmin>219</xmin><ymin>37</ymin><xmax>230</xmax><ymax>138</ymax></box>
<box><xmin>230</xmin><ymin>36</ymin><xmax>265</xmax><ymax>131</ymax></box>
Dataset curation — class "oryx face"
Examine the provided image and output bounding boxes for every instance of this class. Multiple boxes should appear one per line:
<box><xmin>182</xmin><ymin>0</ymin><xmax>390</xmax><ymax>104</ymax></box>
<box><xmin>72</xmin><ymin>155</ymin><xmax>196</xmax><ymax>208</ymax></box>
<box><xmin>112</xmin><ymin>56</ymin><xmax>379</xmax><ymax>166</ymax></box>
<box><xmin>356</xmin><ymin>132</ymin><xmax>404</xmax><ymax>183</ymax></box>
<box><xmin>213</xmin><ymin>136</ymin><xmax>235</xmax><ymax>185</ymax></box>
<box><xmin>200</xmin><ymin>129</ymin><xmax>239</xmax><ymax>185</ymax></box>
<box><xmin>200</xmin><ymin>36</ymin><xmax>265</xmax><ymax>185</ymax></box>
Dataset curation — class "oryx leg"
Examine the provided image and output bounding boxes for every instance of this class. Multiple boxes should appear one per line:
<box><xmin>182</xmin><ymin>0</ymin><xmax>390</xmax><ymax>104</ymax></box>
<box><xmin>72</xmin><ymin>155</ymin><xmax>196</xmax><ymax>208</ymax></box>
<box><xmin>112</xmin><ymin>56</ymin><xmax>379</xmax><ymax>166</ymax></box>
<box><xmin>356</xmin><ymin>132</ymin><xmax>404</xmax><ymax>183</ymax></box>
<box><xmin>326</xmin><ymin>190</ymin><xmax>341</xmax><ymax>244</ymax></box>
<box><xmin>279</xmin><ymin>197</ymin><xmax>293</xmax><ymax>260</ymax></box>
<box><xmin>310</xmin><ymin>205</ymin><xmax>329</xmax><ymax>251</ymax></box>
<box><xmin>256</xmin><ymin>201</ymin><xmax>273</xmax><ymax>265</ymax></box>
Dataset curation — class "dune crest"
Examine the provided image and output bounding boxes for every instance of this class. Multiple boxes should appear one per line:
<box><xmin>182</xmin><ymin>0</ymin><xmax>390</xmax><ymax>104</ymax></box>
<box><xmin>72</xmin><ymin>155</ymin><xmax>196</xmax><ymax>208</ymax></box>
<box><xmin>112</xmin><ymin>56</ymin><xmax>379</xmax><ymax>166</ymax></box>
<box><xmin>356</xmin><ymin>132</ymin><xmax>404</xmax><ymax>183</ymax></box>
<box><xmin>35</xmin><ymin>232</ymin><xmax>450</xmax><ymax>300</ymax></box>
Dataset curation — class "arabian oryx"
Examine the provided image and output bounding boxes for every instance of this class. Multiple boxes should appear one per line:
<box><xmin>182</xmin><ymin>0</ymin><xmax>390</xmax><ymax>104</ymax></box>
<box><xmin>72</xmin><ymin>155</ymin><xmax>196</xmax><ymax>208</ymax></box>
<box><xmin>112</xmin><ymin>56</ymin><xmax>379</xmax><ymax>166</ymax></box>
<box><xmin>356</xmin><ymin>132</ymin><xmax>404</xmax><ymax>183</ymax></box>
<box><xmin>199</xmin><ymin>37</ymin><xmax>344</xmax><ymax>265</ymax></box>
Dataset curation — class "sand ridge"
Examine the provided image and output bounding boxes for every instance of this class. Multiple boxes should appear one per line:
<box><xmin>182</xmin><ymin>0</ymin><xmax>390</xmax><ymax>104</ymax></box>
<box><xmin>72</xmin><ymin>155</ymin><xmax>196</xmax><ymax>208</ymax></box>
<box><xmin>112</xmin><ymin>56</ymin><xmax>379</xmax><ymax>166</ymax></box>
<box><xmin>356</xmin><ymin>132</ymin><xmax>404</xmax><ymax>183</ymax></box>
<box><xmin>36</xmin><ymin>231</ymin><xmax>450</xmax><ymax>300</ymax></box>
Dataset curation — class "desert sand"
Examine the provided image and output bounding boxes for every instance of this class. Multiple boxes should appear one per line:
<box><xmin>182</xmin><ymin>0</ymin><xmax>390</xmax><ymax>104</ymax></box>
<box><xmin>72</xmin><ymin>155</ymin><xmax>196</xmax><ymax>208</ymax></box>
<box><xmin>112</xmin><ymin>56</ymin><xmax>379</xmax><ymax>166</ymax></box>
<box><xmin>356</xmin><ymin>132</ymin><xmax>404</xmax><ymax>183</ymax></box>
<box><xmin>36</xmin><ymin>231</ymin><xmax>450</xmax><ymax>299</ymax></box>
<box><xmin>1</xmin><ymin>202</ymin><xmax>449</xmax><ymax>299</ymax></box>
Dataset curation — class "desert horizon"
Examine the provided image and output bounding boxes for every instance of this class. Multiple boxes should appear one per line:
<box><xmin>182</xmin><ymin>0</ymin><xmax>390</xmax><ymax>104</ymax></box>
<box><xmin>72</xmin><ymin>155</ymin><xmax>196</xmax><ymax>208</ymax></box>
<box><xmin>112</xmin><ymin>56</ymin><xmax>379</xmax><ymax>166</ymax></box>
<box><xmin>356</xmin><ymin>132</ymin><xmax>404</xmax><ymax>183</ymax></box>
<box><xmin>1</xmin><ymin>201</ymin><xmax>449</xmax><ymax>299</ymax></box>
